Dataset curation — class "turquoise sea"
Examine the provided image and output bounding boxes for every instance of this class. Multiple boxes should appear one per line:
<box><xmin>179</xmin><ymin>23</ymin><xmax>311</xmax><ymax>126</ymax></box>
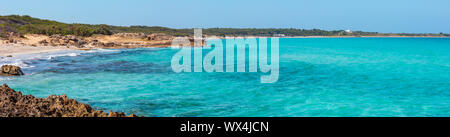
<box><xmin>1</xmin><ymin>38</ymin><xmax>450</xmax><ymax>117</ymax></box>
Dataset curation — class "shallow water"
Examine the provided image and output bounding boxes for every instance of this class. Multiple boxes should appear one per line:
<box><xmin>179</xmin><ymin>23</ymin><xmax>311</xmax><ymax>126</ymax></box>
<box><xmin>1</xmin><ymin>38</ymin><xmax>450</xmax><ymax>117</ymax></box>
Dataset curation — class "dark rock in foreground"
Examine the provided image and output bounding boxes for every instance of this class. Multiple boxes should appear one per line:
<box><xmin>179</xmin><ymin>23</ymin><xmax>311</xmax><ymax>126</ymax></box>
<box><xmin>0</xmin><ymin>84</ymin><xmax>137</xmax><ymax>117</ymax></box>
<box><xmin>0</xmin><ymin>65</ymin><xmax>24</xmax><ymax>76</ymax></box>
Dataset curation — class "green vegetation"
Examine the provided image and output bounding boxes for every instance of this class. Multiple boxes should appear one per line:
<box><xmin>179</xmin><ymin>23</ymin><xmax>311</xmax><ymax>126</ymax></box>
<box><xmin>202</xmin><ymin>28</ymin><xmax>379</xmax><ymax>36</ymax></box>
<box><xmin>0</xmin><ymin>15</ymin><xmax>112</xmax><ymax>37</ymax></box>
<box><xmin>0</xmin><ymin>15</ymin><xmax>448</xmax><ymax>38</ymax></box>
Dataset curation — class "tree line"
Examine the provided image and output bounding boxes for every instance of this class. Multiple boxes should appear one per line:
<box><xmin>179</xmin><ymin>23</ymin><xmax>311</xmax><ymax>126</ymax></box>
<box><xmin>0</xmin><ymin>15</ymin><xmax>448</xmax><ymax>38</ymax></box>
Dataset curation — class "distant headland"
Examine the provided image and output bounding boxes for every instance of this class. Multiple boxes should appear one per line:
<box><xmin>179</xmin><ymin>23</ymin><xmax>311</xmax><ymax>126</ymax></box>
<box><xmin>1</xmin><ymin>15</ymin><xmax>449</xmax><ymax>56</ymax></box>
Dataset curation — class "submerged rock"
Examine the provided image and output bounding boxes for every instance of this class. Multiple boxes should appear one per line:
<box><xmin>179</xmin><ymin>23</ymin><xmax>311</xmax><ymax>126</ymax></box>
<box><xmin>0</xmin><ymin>84</ymin><xmax>138</xmax><ymax>117</ymax></box>
<box><xmin>0</xmin><ymin>65</ymin><xmax>24</xmax><ymax>76</ymax></box>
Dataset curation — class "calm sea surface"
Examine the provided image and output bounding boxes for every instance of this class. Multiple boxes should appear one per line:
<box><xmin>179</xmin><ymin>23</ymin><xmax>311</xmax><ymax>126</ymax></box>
<box><xmin>1</xmin><ymin>38</ymin><xmax>450</xmax><ymax>116</ymax></box>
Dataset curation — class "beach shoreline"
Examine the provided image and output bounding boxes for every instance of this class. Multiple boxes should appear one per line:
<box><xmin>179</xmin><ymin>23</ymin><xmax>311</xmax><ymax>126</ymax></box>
<box><xmin>2</xmin><ymin>35</ymin><xmax>449</xmax><ymax>57</ymax></box>
<box><xmin>0</xmin><ymin>43</ymin><xmax>78</xmax><ymax>57</ymax></box>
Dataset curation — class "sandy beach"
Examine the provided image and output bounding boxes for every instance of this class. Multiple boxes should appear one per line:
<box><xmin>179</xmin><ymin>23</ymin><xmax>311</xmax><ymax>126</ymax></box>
<box><xmin>0</xmin><ymin>44</ymin><xmax>76</xmax><ymax>57</ymax></box>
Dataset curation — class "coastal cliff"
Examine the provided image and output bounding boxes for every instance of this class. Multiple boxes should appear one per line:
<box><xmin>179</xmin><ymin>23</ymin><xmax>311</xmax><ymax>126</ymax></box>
<box><xmin>0</xmin><ymin>84</ymin><xmax>137</xmax><ymax>117</ymax></box>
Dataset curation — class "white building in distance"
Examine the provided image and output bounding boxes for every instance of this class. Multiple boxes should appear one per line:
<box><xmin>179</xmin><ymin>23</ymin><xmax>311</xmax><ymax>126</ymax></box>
<box><xmin>273</xmin><ymin>34</ymin><xmax>286</xmax><ymax>37</ymax></box>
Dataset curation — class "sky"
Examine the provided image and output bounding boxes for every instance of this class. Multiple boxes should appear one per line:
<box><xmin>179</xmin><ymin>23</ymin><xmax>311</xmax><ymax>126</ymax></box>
<box><xmin>1</xmin><ymin>0</ymin><xmax>449</xmax><ymax>33</ymax></box>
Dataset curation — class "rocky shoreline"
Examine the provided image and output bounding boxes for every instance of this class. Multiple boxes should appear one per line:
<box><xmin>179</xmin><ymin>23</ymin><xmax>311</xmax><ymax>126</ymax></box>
<box><xmin>0</xmin><ymin>65</ymin><xmax>137</xmax><ymax>117</ymax></box>
<box><xmin>1</xmin><ymin>32</ymin><xmax>206</xmax><ymax>50</ymax></box>
<box><xmin>0</xmin><ymin>83</ymin><xmax>137</xmax><ymax>117</ymax></box>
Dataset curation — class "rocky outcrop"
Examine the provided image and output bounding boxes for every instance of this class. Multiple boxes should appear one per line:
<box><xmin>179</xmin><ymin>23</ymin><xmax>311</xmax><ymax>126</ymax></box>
<box><xmin>0</xmin><ymin>65</ymin><xmax>24</xmax><ymax>76</ymax></box>
<box><xmin>147</xmin><ymin>33</ymin><xmax>173</xmax><ymax>41</ymax></box>
<box><xmin>114</xmin><ymin>33</ymin><xmax>146</xmax><ymax>39</ymax></box>
<box><xmin>2</xmin><ymin>32</ymin><xmax>19</xmax><ymax>44</ymax></box>
<box><xmin>39</xmin><ymin>35</ymin><xmax>88</xmax><ymax>48</ymax></box>
<box><xmin>2</xmin><ymin>32</ymin><xmax>197</xmax><ymax>49</ymax></box>
<box><xmin>0</xmin><ymin>84</ymin><xmax>138</xmax><ymax>117</ymax></box>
